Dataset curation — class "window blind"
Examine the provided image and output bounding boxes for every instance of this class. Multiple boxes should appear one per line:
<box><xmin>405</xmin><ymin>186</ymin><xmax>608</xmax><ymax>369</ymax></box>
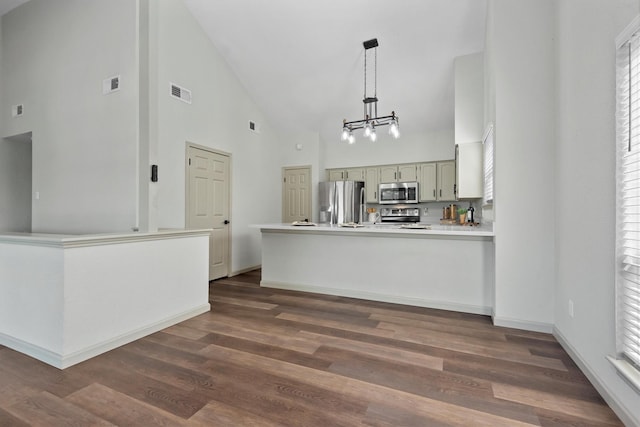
<box><xmin>483</xmin><ymin>123</ymin><xmax>494</xmax><ymax>203</ymax></box>
<box><xmin>616</xmin><ymin>28</ymin><xmax>640</xmax><ymax>373</ymax></box>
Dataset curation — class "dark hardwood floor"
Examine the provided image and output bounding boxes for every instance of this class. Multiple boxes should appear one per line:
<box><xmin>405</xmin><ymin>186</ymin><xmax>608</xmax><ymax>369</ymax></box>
<box><xmin>0</xmin><ymin>269</ymin><xmax>623</xmax><ymax>426</ymax></box>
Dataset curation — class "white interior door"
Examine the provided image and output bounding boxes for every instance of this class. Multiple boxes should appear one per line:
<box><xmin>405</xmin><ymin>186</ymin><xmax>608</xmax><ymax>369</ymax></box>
<box><xmin>187</xmin><ymin>145</ymin><xmax>230</xmax><ymax>280</ymax></box>
<box><xmin>283</xmin><ymin>166</ymin><xmax>311</xmax><ymax>223</ymax></box>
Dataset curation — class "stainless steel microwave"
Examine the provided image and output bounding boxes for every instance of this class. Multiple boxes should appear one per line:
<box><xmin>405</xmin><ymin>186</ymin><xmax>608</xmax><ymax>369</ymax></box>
<box><xmin>379</xmin><ymin>182</ymin><xmax>419</xmax><ymax>204</ymax></box>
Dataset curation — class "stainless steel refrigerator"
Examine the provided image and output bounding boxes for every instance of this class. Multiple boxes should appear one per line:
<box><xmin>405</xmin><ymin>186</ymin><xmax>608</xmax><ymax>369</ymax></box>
<box><xmin>318</xmin><ymin>181</ymin><xmax>365</xmax><ymax>224</ymax></box>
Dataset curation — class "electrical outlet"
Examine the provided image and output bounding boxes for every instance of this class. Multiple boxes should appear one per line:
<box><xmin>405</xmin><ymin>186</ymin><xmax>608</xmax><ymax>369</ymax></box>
<box><xmin>568</xmin><ymin>299</ymin><xmax>574</xmax><ymax>318</ymax></box>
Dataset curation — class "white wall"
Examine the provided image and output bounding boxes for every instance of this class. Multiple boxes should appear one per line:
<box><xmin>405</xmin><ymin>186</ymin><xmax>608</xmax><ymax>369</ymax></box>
<box><xmin>150</xmin><ymin>0</ymin><xmax>288</xmax><ymax>272</ymax></box>
<box><xmin>554</xmin><ymin>0</ymin><xmax>640</xmax><ymax>424</ymax></box>
<box><xmin>455</xmin><ymin>52</ymin><xmax>484</xmax><ymax>144</ymax></box>
<box><xmin>487</xmin><ymin>0</ymin><xmax>557</xmax><ymax>331</ymax></box>
<box><xmin>1</xmin><ymin>0</ymin><xmax>139</xmax><ymax>234</ymax></box>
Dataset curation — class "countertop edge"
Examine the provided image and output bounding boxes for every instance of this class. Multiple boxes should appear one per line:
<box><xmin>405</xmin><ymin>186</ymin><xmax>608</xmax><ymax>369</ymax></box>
<box><xmin>254</xmin><ymin>224</ymin><xmax>494</xmax><ymax>238</ymax></box>
<box><xmin>0</xmin><ymin>229</ymin><xmax>213</xmax><ymax>248</ymax></box>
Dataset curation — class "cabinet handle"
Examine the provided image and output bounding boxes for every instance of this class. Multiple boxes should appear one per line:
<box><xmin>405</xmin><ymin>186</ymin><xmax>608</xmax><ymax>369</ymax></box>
<box><xmin>440</xmin><ymin>189</ymin><xmax>442</xmax><ymax>197</ymax></box>
<box><xmin>374</xmin><ymin>191</ymin><xmax>377</xmax><ymax>199</ymax></box>
<box><xmin>394</xmin><ymin>172</ymin><xmax>397</xmax><ymax>180</ymax></box>
<box><xmin>433</xmin><ymin>189</ymin><xmax>436</xmax><ymax>197</ymax></box>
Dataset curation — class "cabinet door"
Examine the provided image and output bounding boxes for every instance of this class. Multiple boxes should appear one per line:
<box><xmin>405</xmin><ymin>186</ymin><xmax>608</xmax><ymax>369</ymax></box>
<box><xmin>345</xmin><ymin>168</ymin><xmax>365</xmax><ymax>181</ymax></box>
<box><xmin>398</xmin><ymin>164</ymin><xmax>417</xmax><ymax>182</ymax></box>
<box><xmin>418</xmin><ymin>163</ymin><xmax>437</xmax><ymax>202</ymax></box>
<box><xmin>365</xmin><ymin>167</ymin><xmax>379</xmax><ymax>203</ymax></box>
<box><xmin>437</xmin><ymin>161</ymin><xmax>456</xmax><ymax>201</ymax></box>
<box><xmin>456</xmin><ymin>142</ymin><xmax>484</xmax><ymax>199</ymax></box>
<box><xmin>379</xmin><ymin>166</ymin><xmax>398</xmax><ymax>183</ymax></box>
<box><xmin>328</xmin><ymin>169</ymin><xmax>345</xmax><ymax>181</ymax></box>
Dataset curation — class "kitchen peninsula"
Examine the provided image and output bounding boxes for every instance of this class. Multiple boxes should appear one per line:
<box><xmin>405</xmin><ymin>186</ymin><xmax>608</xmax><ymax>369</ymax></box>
<box><xmin>258</xmin><ymin>223</ymin><xmax>494</xmax><ymax>315</ymax></box>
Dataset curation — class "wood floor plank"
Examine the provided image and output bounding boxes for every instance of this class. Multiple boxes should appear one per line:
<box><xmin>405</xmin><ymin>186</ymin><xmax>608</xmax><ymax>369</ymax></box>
<box><xmin>195</xmin><ymin>319</ymin><xmax>321</xmax><ymax>354</ymax></box>
<box><xmin>197</xmin><ymin>331</ymin><xmax>332</xmax><ymax>370</ymax></box>
<box><xmin>196</xmin><ymin>358</ymin><xmax>370</xmax><ymax>427</ymax></box>
<box><xmin>5</xmin><ymin>391</ymin><xmax>116</xmax><ymax>427</ymax></box>
<box><xmin>0</xmin><ymin>350</ymin><xmax>93</xmax><ymax>399</ymax></box>
<box><xmin>297</xmin><ymin>330</ymin><xmax>444</xmax><ymax>370</ymax></box>
<box><xmin>276</xmin><ymin>312</ymin><xmax>393</xmax><ymax>337</ymax></box>
<box><xmin>65</xmin><ymin>383</ymin><xmax>189</xmax><ymax>426</ymax></box>
<box><xmin>188</xmin><ymin>400</ymin><xmax>284</xmax><ymax>427</ymax></box>
<box><xmin>68</xmin><ymin>353</ymin><xmax>208</xmax><ymax>419</ymax></box>
<box><xmin>383</xmin><ymin>321</ymin><xmax>568</xmax><ymax>371</ymax></box>
<box><xmin>369</xmin><ymin>312</ymin><xmax>511</xmax><ymax>342</ymax></box>
<box><xmin>199</xmin><ymin>343</ymin><xmax>542</xmax><ymax>427</ymax></box>
<box><xmin>212</xmin><ymin>295</ymin><xmax>279</xmax><ymax>310</ymax></box>
<box><xmin>492</xmin><ymin>383</ymin><xmax>621</xmax><ymax>426</ymax></box>
<box><xmin>444</xmin><ymin>353</ymin><xmax>603</xmax><ymax>403</ymax></box>
<box><xmin>0</xmin><ymin>407</ymin><xmax>31</xmax><ymax>427</ymax></box>
<box><xmin>161</xmin><ymin>323</ymin><xmax>211</xmax><ymax>340</ymax></box>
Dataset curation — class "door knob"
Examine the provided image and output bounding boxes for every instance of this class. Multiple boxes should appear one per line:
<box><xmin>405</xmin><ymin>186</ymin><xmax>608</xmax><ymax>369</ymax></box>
<box><xmin>223</xmin><ymin>220</ymin><xmax>230</xmax><ymax>225</ymax></box>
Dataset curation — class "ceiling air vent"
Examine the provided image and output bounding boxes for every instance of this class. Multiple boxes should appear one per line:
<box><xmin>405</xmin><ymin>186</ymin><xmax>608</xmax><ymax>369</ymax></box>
<box><xmin>170</xmin><ymin>83</ymin><xmax>192</xmax><ymax>104</ymax></box>
<box><xmin>12</xmin><ymin>104</ymin><xmax>24</xmax><ymax>117</ymax></box>
<box><xmin>103</xmin><ymin>75</ymin><xmax>120</xmax><ymax>95</ymax></box>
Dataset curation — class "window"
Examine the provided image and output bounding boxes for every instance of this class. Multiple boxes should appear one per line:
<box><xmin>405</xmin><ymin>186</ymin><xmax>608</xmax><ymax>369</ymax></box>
<box><xmin>613</xmin><ymin>16</ymin><xmax>640</xmax><ymax>392</ymax></box>
<box><xmin>483</xmin><ymin>123</ymin><xmax>495</xmax><ymax>204</ymax></box>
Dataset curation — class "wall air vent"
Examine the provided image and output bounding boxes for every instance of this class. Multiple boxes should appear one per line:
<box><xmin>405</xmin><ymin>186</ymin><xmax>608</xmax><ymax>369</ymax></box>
<box><xmin>12</xmin><ymin>104</ymin><xmax>24</xmax><ymax>117</ymax></box>
<box><xmin>103</xmin><ymin>75</ymin><xmax>121</xmax><ymax>95</ymax></box>
<box><xmin>170</xmin><ymin>83</ymin><xmax>192</xmax><ymax>104</ymax></box>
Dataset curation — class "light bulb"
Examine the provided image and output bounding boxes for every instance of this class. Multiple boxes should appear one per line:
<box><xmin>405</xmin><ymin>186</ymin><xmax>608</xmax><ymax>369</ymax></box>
<box><xmin>348</xmin><ymin>132</ymin><xmax>355</xmax><ymax>144</ymax></box>
<box><xmin>389</xmin><ymin>119</ymin><xmax>400</xmax><ymax>139</ymax></box>
<box><xmin>341</xmin><ymin>126</ymin><xmax>349</xmax><ymax>141</ymax></box>
<box><xmin>370</xmin><ymin>127</ymin><xmax>377</xmax><ymax>142</ymax></box>
<box><xmin>363</xmin><ymin>122</ymin><xmax>371</xmax><ymax>137</ymax></box>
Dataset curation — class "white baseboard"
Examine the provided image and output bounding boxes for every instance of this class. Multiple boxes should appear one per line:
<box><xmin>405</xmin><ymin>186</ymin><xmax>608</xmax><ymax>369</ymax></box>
<box><xmin>554</xmin><ymin>327</ymin><xmax>639</xmax><ymax>427</ymax></box>
<box><xmin>0</xmin><ymin>303</ymin><xmax>211</xmax><ymax>369</ymax></box>
<box><xmin>492</xmin><ymin>315</ymin><xmax>553</xmax><ymax>333</ymax></box>
<box><xmin>261</xmin><ymin>280</ymin><xmax>491</xmax><ymax>316</ymax></box>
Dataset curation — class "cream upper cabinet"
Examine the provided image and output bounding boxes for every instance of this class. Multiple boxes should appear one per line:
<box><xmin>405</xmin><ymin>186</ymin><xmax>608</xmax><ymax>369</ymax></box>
<box><xmin>365</xmin><ymin>167</ymin><xmax>379</xmax><ymax>203</ymax></box>
<box><xmin>379</xmin><ymin>164</ymin><xmax>417</xmax><ymax>183</ymax></box>
<box><xmin>456</xmin><ymin>142</ymin><xmax>483</xmax><ymax>199</ymax></box>
<box><xmin>418</xmin><ymin>163</ymin><xmax>437</xmax><ymax>202</ymax></box>
<box><xmin>438</xmin><ymin>161</ymin><xmax>457</xmax><ymax>201</ymax></box>
<box><xmin>327</xmin><ymin>169</ymin><xmax>345</xmax><ymax>181</ymax></box>
<box><xmin>345</xmin><ymin>168</ymin><xmax>366</xmax><ymax>181</ymax></box>
<box><xmin>327</xmin><ymin>168</ymin><xmax>367</xmax><ymax>182</ymax></box>
<box><xmin>398</xmin><ymin>164</ymin><xmax>418</xmax><ymax>182</ymax></box>
<box><xmin>378</xmin><ymin>166</ymin><xmax>398</xmax><ymax>183</ymax></box>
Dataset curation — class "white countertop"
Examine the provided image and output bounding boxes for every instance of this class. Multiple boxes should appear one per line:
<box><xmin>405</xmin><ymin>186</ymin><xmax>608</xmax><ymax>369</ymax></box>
<box><xmin>257</xmin><ymin>222</ymin><xmax>494</xmax><ymax>238</ymax></box>
<box><xmin>0</xmin><ymin>229</ymin><xmax>212</xmax><ymax>248</ymax></box>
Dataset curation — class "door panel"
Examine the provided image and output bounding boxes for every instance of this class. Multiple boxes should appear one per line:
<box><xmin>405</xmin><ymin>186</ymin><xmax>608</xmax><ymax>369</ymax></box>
<box><xmin>187</xmin><ymin>146</ymin><xmax>230</xmax><ymax>280</ymax></box>
<box><xmin>283</xmin><ymin>166</ymin><xmax>311</xmax><ymax>223</ymax></box>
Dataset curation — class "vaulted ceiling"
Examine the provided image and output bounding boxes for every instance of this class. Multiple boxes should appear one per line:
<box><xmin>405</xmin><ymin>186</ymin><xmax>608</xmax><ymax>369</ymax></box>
<box><xmin>2</xmin><ymin>1</ymin><xmax>487</xmax><ymax>143</ymax></box>
<box><xmin>183</xmin><ymin>0</ymin><xmax>487</xmax><ymax>142</ymax></box>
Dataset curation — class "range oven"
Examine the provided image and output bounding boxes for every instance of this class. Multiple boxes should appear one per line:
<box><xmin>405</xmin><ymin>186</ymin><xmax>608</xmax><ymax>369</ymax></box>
<box><xmin>379</xmin><ymin>182</ymin><xmax>419</xmax><ymax>204</ymax></box>
<box><xmin>380</xmin><ymin>207</ymin><xmax>420</xmax><ymax>223</ymax></box>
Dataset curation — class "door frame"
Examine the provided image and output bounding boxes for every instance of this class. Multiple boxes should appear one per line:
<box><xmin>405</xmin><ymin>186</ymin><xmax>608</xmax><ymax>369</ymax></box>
<box><xmin>282</xmin><ymin>165</ymin><xmax>312</xmax><ymax>223</ymax></box>
<box><xmin>185</xmin><ymin>142</ymin><xmax>232</xmax><ymax>278</ymax></box>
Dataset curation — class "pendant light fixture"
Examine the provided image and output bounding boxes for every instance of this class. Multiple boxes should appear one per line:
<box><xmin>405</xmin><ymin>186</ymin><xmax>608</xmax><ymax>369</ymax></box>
<box><xmin>341</xmin><ymin>38</ymin><xmax>400</xmax><ymax>143</ymax></box>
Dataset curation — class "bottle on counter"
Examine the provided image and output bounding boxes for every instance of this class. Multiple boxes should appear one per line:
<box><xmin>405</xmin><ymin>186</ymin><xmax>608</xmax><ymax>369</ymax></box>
<box><xmin>467</xmin><ymin>206</ymin><xmax>475</xmax><ymax>223</ymax></box>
